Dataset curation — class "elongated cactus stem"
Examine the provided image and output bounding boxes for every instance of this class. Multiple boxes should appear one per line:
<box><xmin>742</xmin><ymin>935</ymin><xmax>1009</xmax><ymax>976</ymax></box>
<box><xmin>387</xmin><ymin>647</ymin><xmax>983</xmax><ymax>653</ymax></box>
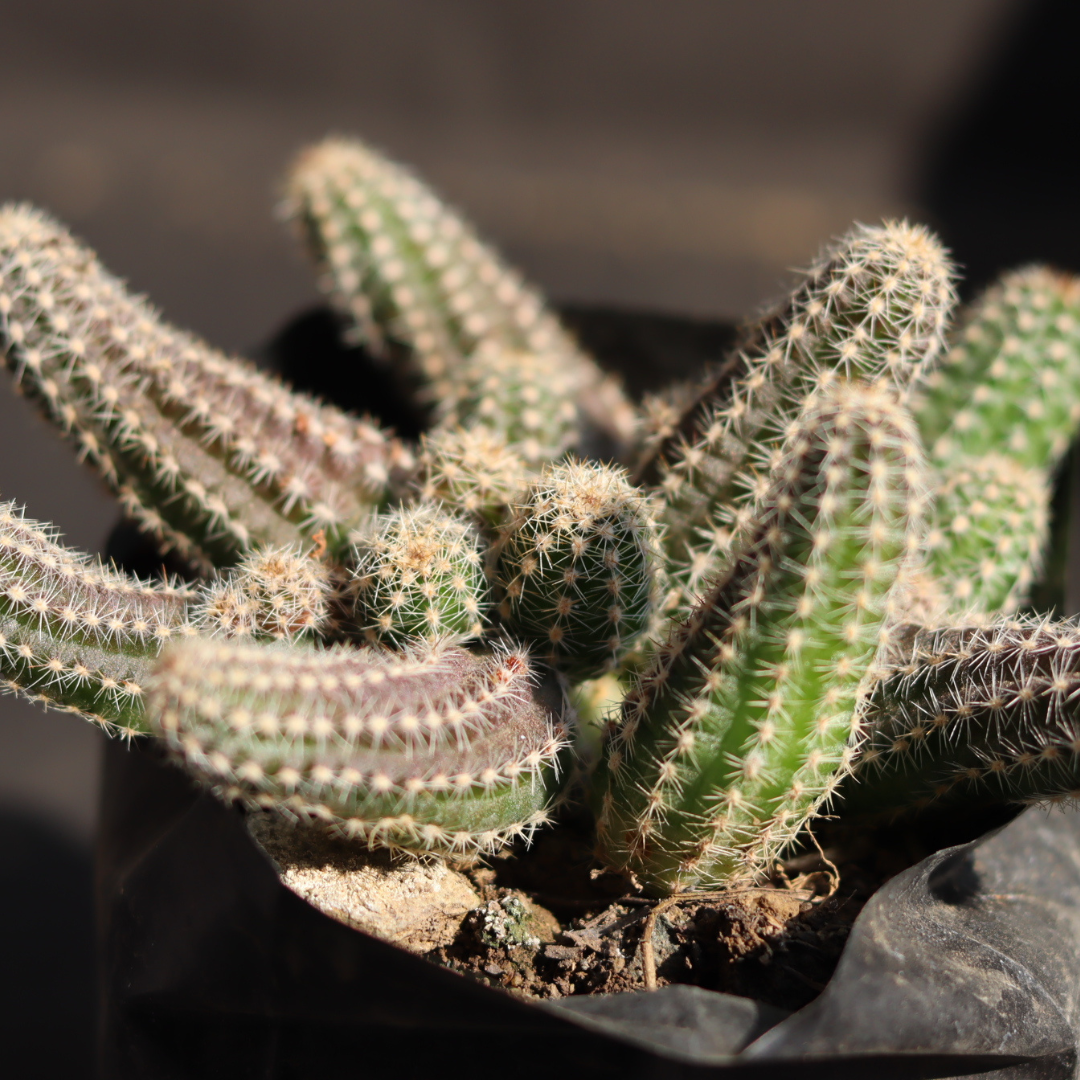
<box><xmin>841</xmin><ymin>618</ymin><xmax>1080</xmax><ymax>818</ymax></box>
<box><xmin>149</xmin><ymin>638</ymin><xmax>567</xmax><ymax>856</ymax></box>
<box><xmin>0</xmin><ymin>499</ymin><xmax>198</xmax><ymax>733</ymax></box>
<box><xmin>283</xmin><ymin>137</ymin><xmax>635</xmax><ymax>457</ymax></box>
<box><xmin>641</xmin><ymin>221</ymin><xmax>954</xmax><ymax>611</ymax></box>
<box><xmin>597</xmin><ymin>381</ymin><xmax>927</xmax><ymax>893</ymax></box>
<box><xmin>0</xmin><ymin>203</ymin><xmax>412</xmax><ymax>570</ymax></box>
<box><xmin>912</xmin><ymin>267</ymin><xmax>1080</xmax><ymax>617</ymax></box>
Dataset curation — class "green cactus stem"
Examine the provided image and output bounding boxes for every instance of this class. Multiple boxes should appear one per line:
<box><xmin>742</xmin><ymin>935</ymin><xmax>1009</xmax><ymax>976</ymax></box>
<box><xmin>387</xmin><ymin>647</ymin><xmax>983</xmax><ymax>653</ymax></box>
<box><xmin>0</xmin><ymin>499</ymin><xmax>198</xmax><ymax>734</ymax></box>
<box><xmin>351</xmin><ymin>503</ymin><xmax>489</xmax><ymax>647</ymax></box>
<box><xmin>496</xmin><ymin>460</ymin><xmax>663</xmax><ymax>682</ymax></box>
<box><xmin>596</xmin><ymin>381</ymin><xmax>927</xmax><ymax>894</ymax></box>
<box><xmin>922</xmin><ymin>453</ymin><xmax>1049</xmax><ymax>618</ymax></box>
<box><xmin>282</xmin><ymin>137</ymin><xmax>636</xmax><ymax>458</ymax></box>
<box><xmin>841</xmin><ymin>618</ymin><xmax>1080</xmax><ymax>818</ymax></box>
<box><xmin>149</xmin><ymin>638</ymin><xmax>567</xmax><ymax>856</ymax></box>
<box><xmin>917</xmin><ymin>267</ymin><xmax>1080</xmax><ymax>466</ymax></box>
<box><xmin>637</xmin><ymin>221</ymin><xmax>954</xmax><ymax>611</ymax></box>
<box><xmin>911</xmin><ymin>267</ymin><xmax>1080</xmax><ymax>617</ymax></box>
<box><xmin>0</xmin><ymin>203</ymin><xmax>413</xmax><ymax>570</ymax></box>
<box><xmin>194</xmin><ymin>545</ymin><xmax>332</xmax><ymax>642</ymax></box>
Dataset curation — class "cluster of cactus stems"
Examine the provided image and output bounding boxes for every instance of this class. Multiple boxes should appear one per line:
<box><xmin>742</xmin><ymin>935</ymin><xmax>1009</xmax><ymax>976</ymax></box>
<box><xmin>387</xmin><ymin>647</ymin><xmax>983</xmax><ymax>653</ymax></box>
<box><xmin>6</xmin><ymin>135</ymin><xmax>1080</xmax><ymax>891</ymax></box>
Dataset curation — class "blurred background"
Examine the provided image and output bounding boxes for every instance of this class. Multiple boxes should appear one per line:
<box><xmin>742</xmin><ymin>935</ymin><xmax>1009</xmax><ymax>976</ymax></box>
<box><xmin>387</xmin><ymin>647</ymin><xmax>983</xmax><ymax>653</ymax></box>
<box><xmin>2</xmin><ymin>0</ymin><xmax>1075</xmax><ymax>1072</ymax></box>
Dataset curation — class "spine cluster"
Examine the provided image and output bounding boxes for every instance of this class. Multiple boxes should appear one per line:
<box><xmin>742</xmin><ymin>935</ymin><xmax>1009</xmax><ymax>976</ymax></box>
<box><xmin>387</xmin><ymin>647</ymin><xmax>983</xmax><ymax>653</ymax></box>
<box><xmin>0</xmin><ymin>499</ymin><xmax>197</xmax><ymax>734</ymax></box>
<box><xmin>0</xmin><ymin>204</ymin><xmax>412</xmax><ymax>569</ymax></box>
<box><xmin>496</xmin><ymin>461</ymin><xmax>663</xmax><ymax>681</ymax></box>
<box><xmin>598</xmin><ymin>382</ymin><xmax>926</xmax><ymax>892</ymax></box>
<box><xmin>149</xmin><ymin>638</ymin><xmax>567</xmax><ymax>855</ymax></box>
<box><xmin>638</xmin><ymin>221</ymin><xmax>954</xmax><ymax>611</ymax></box>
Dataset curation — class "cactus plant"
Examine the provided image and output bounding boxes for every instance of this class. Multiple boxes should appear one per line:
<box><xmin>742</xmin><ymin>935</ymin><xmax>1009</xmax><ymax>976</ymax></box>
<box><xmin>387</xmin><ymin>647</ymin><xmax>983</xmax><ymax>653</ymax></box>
<box><xmin>595</xmin><ymin>381</ymin><xmax>927</xmax><ymax>892</ymax></box>
<box><xmin>4</xmin><ymin>133</ymin><xmax>1080</xmax><ymax>901</ymax></box>
<box><xmin>635</xmin><ymin>220</ymin><xmax>955</xmax><ymax>613</ymax></box>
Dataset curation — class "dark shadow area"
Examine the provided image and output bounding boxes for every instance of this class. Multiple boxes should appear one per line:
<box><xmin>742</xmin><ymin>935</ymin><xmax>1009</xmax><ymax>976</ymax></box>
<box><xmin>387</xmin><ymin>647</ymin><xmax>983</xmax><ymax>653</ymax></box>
<box><xmin>920</xmin><ymin>0</ymin><xmax>1080</xmax><ymax>293</ymax></box>
<box><xmin>0</xmin><ymin>809</ymin><xmax>96</xmax><ymax>1077</ymax></box>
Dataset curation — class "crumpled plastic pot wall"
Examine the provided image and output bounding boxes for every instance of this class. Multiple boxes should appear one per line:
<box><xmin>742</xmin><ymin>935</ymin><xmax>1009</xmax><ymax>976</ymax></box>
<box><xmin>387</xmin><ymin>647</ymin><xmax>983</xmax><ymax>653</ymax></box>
<box><xmin>97</xmin><ymin>738</ymin><xmax>1080</xmax><ymax>1079</ymax></box>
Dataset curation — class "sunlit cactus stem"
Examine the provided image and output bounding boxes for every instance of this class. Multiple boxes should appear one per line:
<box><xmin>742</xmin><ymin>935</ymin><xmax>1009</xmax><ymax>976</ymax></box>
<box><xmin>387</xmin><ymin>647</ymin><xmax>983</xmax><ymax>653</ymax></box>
<box><xmin>912</xmin><ymin>267</ymin><xmax>1080</xmax><ymax>617</ymax></box>
<box><xmin>149</xmin><ymin>638</ymin><xmax>567</xmax><ymax>856</ymax></box>
<box><xmin>640</xmin><ymin>221</ymin><xmax>954</xmax><ymax>611</ymax></box>
<box><xmin>283</xmin><ymin>136</ymin><xmax>636</xmax><ymax>459</ymax></box>
<box><xmin>0</xmin><ymin>203</ymin><xmax>412</xmax><ymax>570</ymax></box>
<box><xmin>921</xmin><ymin>453</ymin><xmax>1049</xmax><ymax>617</ymax></box>
<box><xmin>597</xmin><ymin>381</ymin><xmax>927</xmax><ymax>894</ymax></box>
<box><xmin>0</xmin><ymin>499</ymin><xmax>198</xmax><ymax>734</ymax></box>
<box><xmin>840</xmin><ymin>618</ymin><xmax>1080</xmax><ymax>819</ymax></box>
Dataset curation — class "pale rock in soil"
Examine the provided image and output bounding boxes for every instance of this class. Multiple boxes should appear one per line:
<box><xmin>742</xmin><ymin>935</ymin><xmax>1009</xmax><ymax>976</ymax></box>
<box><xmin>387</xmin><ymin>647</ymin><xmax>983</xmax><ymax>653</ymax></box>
<box><xmin>246</xmin><ymin>812</ymin><xmax>480</xmax><ymax>953</ymax></box>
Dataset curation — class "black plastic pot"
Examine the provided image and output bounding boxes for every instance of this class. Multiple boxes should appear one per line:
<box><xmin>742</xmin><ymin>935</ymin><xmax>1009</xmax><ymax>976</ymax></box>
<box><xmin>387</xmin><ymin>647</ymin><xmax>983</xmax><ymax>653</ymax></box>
<box><xmin>96</xmin><ymin>307</ymin><xmax>1080</xmax><ymax>1079</ymax></box>
<box><xmin>96</xmin><ymin>737</ymin><xmax>1080</xmax><ymax>1079</ymax></box>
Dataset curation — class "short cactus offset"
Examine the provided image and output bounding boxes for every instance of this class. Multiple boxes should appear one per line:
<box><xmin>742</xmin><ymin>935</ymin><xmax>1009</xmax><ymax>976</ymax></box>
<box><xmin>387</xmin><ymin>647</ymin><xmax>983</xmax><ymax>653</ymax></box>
<box><xmin>496</xmin><ymin>460</ymin><xmax>663</xmax><ymax>682</ymax></box>
<box><xmin>638</xmin><ymin>221</ymin><xmax>955</xmax><ymax>610</ymax></box>
<box><xmin>0</xmin><ymin>204</ymin><xmax>412</xmax><ymax>570</ymax></box>
<box><xmin>149</xmin><ymin>638</ymin><xmax>567</xmax><ymax>855</ymax></box>
<box><xmin>351</xmin><ymin>503</ymin><xmax>489</xmax><ymax>647</ymax></box>
<box><xmin>597</xmin><ymin>381</ymin><xmax>927</xmax><ymax>893</ymax></box>
<box><xmin>839</xmin><ymin>618</ymin><xmax>1080</xmax><ymax>818</ymax></box>
<box><xmin>7</xmin><ymin>131</ymin><xmax>1080</xmax><ymax>893</ymax></box>
<box><xmin>283</xmin><ymin>136</ymin><xmax>636</xmax><ymax>459</ymax></box>
<box><xmin>194</xmin><ymin>545</ymin><xmax>331</xmax><ymax>642</ymax></box>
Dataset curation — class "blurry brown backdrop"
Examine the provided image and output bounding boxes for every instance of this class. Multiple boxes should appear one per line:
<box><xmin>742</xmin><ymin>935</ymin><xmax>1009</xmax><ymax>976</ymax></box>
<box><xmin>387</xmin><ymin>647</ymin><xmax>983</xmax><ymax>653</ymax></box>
<box><xmin>0</xmin><ymin>0</ymin><xmax>1039</xmax><ymax>1071</ymax></box>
